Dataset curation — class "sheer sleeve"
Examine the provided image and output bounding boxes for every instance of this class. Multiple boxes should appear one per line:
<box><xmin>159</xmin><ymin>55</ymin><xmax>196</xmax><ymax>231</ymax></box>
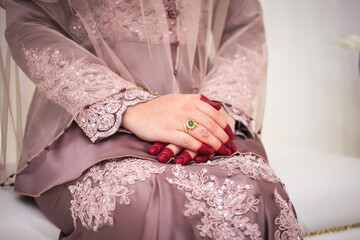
<box><xmin>199</xmin><ymin>0</ymin><xmax>267</xmax><ymax>136</ymax></box>
<box><xmin>5</xmin><ymin>0</ymin><xmax>155</xmax><ymax>143</ymax></box>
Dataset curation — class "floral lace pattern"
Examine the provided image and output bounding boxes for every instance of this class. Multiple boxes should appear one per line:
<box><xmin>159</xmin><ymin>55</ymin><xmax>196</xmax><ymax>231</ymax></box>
<box><xmin>75</xmin><ymin>88</ymin><xmax>155</xmax><ymax>142</ymax></box>
<box><xmin>167</xmin><ymin>164</ymin><xmax>262</xmax><ymax>240</ymax></box>
<box><xmin>199</xmin><ymin>154</ymin><xmax>283</xmax><ymax>185</ymax></box>
<box><xmin>68</xmin><ymin>159</ymin><xmax>166</xmax><ymax>231</ymax></box>
<box><xmin>200</xmin><ymin>47</ymin><xmax>265</xmax><ymax>117</ymax></box>
<box><xmin>23</xmin><ymin>46</ymin><xmax>136</xmax><ymax>116</ymax></box>
<box><xmin>70</xmin><ymin>0</ymin><xmax>175</xmax><ymax>44</ymax></box>
<box><xmin>274</xmin><ymin>190</ymin><xmax>303</xmax><ymax>240</ymax></box>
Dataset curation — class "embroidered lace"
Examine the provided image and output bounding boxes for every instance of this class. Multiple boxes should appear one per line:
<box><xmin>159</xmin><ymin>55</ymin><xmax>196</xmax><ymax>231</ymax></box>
<box><xmin>75</xmin><ymin>88</ymin><xmax>155</xmax><ymax>142</ymax></box>
<box><xmin>68</xmin><ymin>159</ymin><xmax>165</xmax><ymax>231</ymax></box>
<box><xmin>198</xmin><ymin>154</ymin><xmax>283</xmax><ymax>185</ymax></box>
<box><xmin>274</xmin><ymin>190</ymin><xmax>303</xmax><ymax>240</ymax></box>
<box><xmin>23</xmin><ymin>47</ymin><xmax>136</xmax><ymax>116</ymax></box>
<box><xmin>167</xmin><ymin>164</ymin><xmax>262</xmax><ymax>240</ymax></box>
<box><xmin>200</xmin><ymin>47</ymin><xmax>266</xmax><ymax>117</ymax></box>
<box><xmin>69</xmin><ymin>0</ymin><xmax>176</xmax><ymax>44</ymax></box>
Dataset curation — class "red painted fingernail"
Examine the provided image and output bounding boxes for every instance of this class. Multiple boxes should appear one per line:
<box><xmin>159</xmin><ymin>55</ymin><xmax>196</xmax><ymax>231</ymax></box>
<box><xmin>217</xmin><ymin>144</ymin><xmax>232</xmax><ymax>156</ymax></box>
<box><xmin>194</xmin><ymin>155</ymin><xmax>210</xmax><ymax>163</ymax></box>
<box><xmin>200</xmin><ymin>95</ymin><xmax>221</xmax><ymax>110</ymax></box>
<box><xmin>230</xmin><ymin>143</ymin><xmax>236</xmax><ymax>152</ymax></box>
<box><xmin>149</xmin><ymin>142</ymin><xmax>165</xmax><ymax>155</ymax></box>
<box><xmin>224</xmin><ymin>124</ymin><xmax>235</xmax><ymax>139</ymax></box>
<box><xmin>224</xmin><ymin>138</ymin><xmax>237</xmax><ymax>153</ymax></box>
<box><xmin>175</xmin><ymin>151</ymin><xmax>192</xmax><ymax>165</ymax></box>
<box><xmin>157</xmin><ymin>148</ymin><xmax>174</xmax><ymax>163</ymax></box>
<box><xmin>197</xmin><ymin>143</ymin><xmax>214</xmax><ymax>155</ymax></box>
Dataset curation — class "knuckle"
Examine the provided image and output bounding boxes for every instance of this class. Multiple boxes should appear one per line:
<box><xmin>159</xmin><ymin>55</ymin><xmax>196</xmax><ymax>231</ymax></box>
<box><xmin>199</xmin><ymin>127</ymin><xmax>210</xmax><ymax>139</ymax></box>
<box><xmin>208</xmin><ymin>120</ymin><xmax>217</xmax><ymax>131</ymax></box>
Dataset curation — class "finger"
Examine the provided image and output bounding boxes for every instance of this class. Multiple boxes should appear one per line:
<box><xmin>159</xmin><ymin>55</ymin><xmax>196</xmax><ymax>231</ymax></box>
<box><xmin>187</xmin><ymin>124</ymin><xmax>232</xmax><ymax>156</ymax></box>
<box><xmin>196</xmin><ymin>99</ymin><xmax>235</xmax><ymax>139</ymax></box>
<box><xmin>156</xmin><ymin>144</ymin><xmax>182</xmax><ymax>163</ymax></box>
<box><xmin>166</xmin><ymin>131</ymin><xmax>214</xmax><ymax>155</ymax></box>
<box><xmin>148</xmin><ymin>142</ymin><xmax>166</xmax><ymax>155</ymax></box>
<box><xmin>200</xmin><ymin>95</ymin><xmax>221</xmax><ymax>110</ymax></box>
<box><xmin>174</xmin><ymin>150</ymin><xmax>197</xmax><ymax>165</ymax></box>
<box><xmin>194</xmin><ymin>154</ymin><xmax>211</xmax><ymax>163</ymax></box>
<box><xmin>189</xmin><ymin>111</ymin><xmax>234</xmax><ymax>149</ymax></box>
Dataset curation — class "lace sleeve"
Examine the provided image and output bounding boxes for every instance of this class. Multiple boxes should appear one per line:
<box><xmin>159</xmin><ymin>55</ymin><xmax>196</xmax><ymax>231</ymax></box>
<box><xmin>75</xmin><ymin>88</ymin><xmax>156</xmax><ymax>143</ymax></box>
<box><xmin>199</xmin><ymin>0</ymin><xmax>267</xmax><ymax>134</ymax></box>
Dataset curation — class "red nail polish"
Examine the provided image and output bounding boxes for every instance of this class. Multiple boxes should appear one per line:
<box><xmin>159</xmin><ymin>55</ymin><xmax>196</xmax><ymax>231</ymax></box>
<box><xmin>224</xmin><ymin>124</ymin><xmax>235</xmax><ymax>139</ymax></box>
<box><xmin>194</xmin><ymin>155</ymin><xmax>210</xmax><ymax>163</ymax></box>
<box><xmin>200</xmin><ymin>95</ymin><xmax>221</xmax><ymax>110</ymax></box>
<box><xmin>217</xmin><ymin>144</ymin><xmax>231</xmax><ymax>156</ymax></box>
<box><xmin>224</xmin><ymin>138</ymin><xmax>237</xmax><ymax>152</ymax></box>
<box><xmin>225</xmin><ymin>148</ymin><xmax>232</xmax><ymax>155</ymax></box>
<box><xmin>174</xmin><ymin>155</ymin><xmax>185</xmax><ymax>164</ymax></box>
<box><xmin>197</xmin><ymin>143</ymin><xmax>214</xmax><ymax>155</ymax></box>
<box><xmin>149</xmin><ymin>142</ymin><xmax>165</xmax><ymax>155</ymax></box>
<box><xmin>149</xmin><ymin>145</ymin><xmax>159</xmax><ymax>155</ymax></box>
<box><xmin>230</xmin><ymin>143</ymin><xmax>237</xmax><ymax>152</ymax></box>
<box><xmin>157</xmin><ymin>148</ymin><xmax>174</xmax><ymax>163</ymax></box>
<box><xmin>181</xmin><ymin>151</ymin><xmax>192</xmax><ymax>165</ymax></box>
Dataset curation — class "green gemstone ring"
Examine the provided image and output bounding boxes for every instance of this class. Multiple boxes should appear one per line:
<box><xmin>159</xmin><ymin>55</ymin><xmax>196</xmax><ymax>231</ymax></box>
<box><xmin>184</xmin><ymin>119</ymin><xmax>198</xmax><ymax>133</ymax></box>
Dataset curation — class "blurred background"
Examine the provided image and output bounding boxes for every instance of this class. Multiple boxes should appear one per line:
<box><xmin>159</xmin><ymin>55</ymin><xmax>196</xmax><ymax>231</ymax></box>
<box><xmin>260</xmin><ymin>0</ymin><xmax>360</xmax><ymax>158</ymax></box>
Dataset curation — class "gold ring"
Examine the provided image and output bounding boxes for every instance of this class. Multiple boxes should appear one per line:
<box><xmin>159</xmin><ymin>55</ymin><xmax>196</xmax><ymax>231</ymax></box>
<box><xmin>184</xmin><ymin>119</ymin><xmax>198</xmax><ymax>134</ymax></box>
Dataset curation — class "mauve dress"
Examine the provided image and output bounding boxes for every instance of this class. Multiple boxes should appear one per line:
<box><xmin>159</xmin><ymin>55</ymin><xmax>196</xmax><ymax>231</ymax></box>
<box><xmin>5</xmin><ymin>0</ymin><xmax>303</xmax><ymax>239</ymax></box>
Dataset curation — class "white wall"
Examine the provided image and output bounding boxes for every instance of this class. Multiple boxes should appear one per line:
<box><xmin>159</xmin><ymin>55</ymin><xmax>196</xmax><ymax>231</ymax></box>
<box><xmin>260</xmin><ymin>0</ymin><xmax>360</xmax><ymax>158</ymax></box>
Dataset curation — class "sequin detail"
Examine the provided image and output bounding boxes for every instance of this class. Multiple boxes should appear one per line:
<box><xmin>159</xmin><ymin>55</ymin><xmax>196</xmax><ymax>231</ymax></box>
<box><xmin>274</xmin><ymin>190</ymin><xmax>303</xmax><ymax>240</ymax></box>
<box><xmin>68</xmin><ymin>159</ymin><xmax>166</xmax><ymax>231</ymax></box>
<box><xmin>199</xmin><ymin>154</ymin><xmax>282</xmax><ymax>185</ymax></box>
<box><xmin>75</xmin><ymin>88</ymin><xmax>155</xmax><ymax>142</ymax></box>
<box><xmin>23</xmin><ymin>47</ymin><xmax>136</xmax><ymax>116</ymax></box>
<box><xmin>167</xmin><ymin>165</ymin><xmax>262</xmax><ymax>240</ymax></box>
<box><xmin>200</xmin><ymin>47</ymin><xmax>265</xmax><ymax>117</ymax></box>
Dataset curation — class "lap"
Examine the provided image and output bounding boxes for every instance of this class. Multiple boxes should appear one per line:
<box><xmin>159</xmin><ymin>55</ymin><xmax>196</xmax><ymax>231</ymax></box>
<box><xmin>35</xmin><ymin>154</ymin><xmax>302</xmax><ymax>240</ymax></box>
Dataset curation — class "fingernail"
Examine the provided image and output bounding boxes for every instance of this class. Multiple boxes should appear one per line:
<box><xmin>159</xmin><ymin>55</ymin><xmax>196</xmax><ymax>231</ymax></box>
<box><xmin>217</xmin><ymin>144</ymin><xmax>232</xmax><ymax>156</ymax></box>
<box><xmin>157</xmin><ymin>148</ymin><xmax>174</xmax><ymax>163</ymax></box>
<box><xmin>224</xmin><ymin>138</ymin><xmax>237</xmax><ymax>152</ymax></box>
<box><xmin>200</xmin><ymin>95</ymin><xmax>221</xmax><ymax>110</ymax></box>
<box><xmin>197</xmin><ymin>143</ymin><xmax>214</xmax><ymax>155</ymax></box>
<box><xmin>149</xmin><ymin>145</ymin><xmax>160</xmax><ymax>155</ymax></box>
<box><xmin>224</xmin><ymin>124</ymin><xmax>235</xmax><ymax>139</ymax></box>
<box><xmin>194</xmin><ymin>155</ymin><xmax>210</xmax><ymax>163</ymax></box>
<box><xmin>175</xmin><ymin>151</ymin><xmax>192</xmax><ymax>165</ymax></box>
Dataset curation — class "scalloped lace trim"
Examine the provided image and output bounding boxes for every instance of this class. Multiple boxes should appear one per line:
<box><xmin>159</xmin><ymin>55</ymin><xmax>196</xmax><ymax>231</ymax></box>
<box><xmin>274</xmin><ymin>189</ymin><xmax>303</xmax><ymax>240</ymax></box>
<box><xmin>200</xmin><ymin>47</ymin><xmax>265</xmax><ymax>117</ymax></box>
<box><xmin>167</xmin><ymin>164</ymin><xmax>262</xmax><ymax>240</ymax></box>
<box><xmin>68</xmin><ymin>159</ymin><xmax>165</xmax><ymax>231</ymax></box>
<box><xmin>23</xmin><ymin>46</ymin><xmax>136</xmax><ymax>116</ymax></box>
<box><xmin>75</xmin><ymin>88</ymin><xmax>155</xmax><ymax>142</ymax></box>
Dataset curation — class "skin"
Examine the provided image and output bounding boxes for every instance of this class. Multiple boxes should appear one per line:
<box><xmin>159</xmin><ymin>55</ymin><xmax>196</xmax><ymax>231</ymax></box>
<box><xmin>122</xmin><ymin>94</ymin><xmax>236</xmax><ymax>164</ymax></box>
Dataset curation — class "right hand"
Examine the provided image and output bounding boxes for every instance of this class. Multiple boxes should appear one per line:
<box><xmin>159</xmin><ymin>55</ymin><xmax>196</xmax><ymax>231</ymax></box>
<box><xmin>121</xmin><ymin>94</ymin><xmax>235</xmax><ymax>159</ymax></box>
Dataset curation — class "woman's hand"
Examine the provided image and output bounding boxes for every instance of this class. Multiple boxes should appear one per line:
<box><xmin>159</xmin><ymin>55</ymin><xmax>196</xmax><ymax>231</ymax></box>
<box><xmin>122</xmin><ymin>94</ymin><xmax>236</xmax><ymax>161</ymax></box>
<box><xmin>148</xmin><ymin>106</ymin><xmax>236</xmax><ymax>165</ymax></box>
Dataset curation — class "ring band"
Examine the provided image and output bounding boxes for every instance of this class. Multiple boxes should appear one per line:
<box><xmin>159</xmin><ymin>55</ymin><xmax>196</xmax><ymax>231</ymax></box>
<box><xmin>184</xmin><ymin>119</ymin><xmax>198</xmax><ymax>134</ymax></box>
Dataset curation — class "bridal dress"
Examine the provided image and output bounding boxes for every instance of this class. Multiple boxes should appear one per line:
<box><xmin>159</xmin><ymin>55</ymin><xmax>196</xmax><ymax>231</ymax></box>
<box><xmin>3</xmin><ymin>0</ymin><xmax>302</xmax><ymax>239</ymax></box>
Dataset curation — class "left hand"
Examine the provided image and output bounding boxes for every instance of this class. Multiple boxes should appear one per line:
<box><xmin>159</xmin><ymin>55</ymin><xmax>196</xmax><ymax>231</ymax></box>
<box><xmin>149</xmin><ymin>104</ymin><xmax>236</xmax><ymax>165</ymax></box>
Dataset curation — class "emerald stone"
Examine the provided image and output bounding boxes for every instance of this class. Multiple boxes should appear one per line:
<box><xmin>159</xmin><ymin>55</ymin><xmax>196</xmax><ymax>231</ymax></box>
<box><xmin>188</xmin><ymin>120</ymin><xmax>194</xmax><ymax>127</ymax></box>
